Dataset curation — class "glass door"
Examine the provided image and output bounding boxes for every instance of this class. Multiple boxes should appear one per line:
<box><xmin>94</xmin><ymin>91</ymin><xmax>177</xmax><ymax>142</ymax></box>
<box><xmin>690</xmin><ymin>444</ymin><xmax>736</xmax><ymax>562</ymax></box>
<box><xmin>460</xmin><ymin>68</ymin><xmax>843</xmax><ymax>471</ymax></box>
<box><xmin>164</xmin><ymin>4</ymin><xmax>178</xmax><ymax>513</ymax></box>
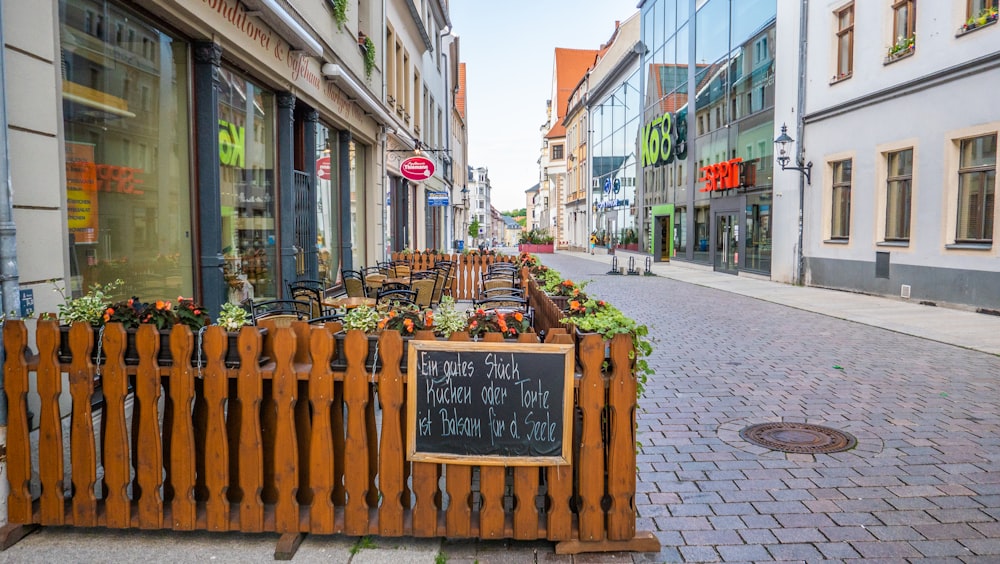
<box><xmin>714</xmin><ymin>213</ymin><xmax>739</xmax><ymax>274</ymax></box>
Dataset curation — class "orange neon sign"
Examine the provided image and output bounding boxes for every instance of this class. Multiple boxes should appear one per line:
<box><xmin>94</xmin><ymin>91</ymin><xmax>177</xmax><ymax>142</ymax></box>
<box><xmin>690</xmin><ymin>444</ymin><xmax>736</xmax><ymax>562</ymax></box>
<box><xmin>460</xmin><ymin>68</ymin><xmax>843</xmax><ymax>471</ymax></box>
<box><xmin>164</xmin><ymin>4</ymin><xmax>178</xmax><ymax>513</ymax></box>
<box><xmin>698</xmin><ymin>157</ymin><xmax>742</xmax><ymax>192</ymax></box>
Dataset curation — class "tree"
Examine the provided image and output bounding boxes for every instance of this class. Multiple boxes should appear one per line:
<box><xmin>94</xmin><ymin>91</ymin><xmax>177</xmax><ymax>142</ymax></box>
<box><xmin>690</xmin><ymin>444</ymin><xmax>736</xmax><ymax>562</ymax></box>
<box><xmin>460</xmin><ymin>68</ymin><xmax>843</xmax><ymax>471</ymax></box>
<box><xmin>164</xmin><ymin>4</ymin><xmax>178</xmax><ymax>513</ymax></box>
<box><xmin>468</xmin><ymin>218</ymin><xmax>480</xmax><ymax>239</ymax></box>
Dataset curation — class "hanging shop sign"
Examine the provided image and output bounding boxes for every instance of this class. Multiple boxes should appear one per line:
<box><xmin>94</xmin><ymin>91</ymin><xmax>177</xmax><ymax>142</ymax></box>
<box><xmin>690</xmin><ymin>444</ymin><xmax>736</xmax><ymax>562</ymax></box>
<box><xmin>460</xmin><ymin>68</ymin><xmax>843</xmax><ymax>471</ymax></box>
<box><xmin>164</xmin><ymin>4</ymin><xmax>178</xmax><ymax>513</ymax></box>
<box><xmin>698</xmin><ymin>157</ymin><xmax>743</xmax><ymax>192</ymax></box>
<box><xmin>316</xmin><ymin>155</ymin><xmax>331</xmax><ymax>180</ymax></box>
<box><xmin>400</xmin><ymin>156</ymin><xmax>435</xmax><ymax>182</ymax></box>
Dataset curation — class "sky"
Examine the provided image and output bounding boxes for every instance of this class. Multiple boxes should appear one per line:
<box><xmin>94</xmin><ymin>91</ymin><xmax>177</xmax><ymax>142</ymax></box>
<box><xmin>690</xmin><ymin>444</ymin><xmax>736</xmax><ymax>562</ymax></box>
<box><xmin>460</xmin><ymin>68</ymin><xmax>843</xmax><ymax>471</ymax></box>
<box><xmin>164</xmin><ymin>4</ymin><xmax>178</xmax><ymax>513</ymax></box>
<box><xmin>449</xmin><ymin>1</ymin><xmax>641</xmax><ymax>213</ymax></box>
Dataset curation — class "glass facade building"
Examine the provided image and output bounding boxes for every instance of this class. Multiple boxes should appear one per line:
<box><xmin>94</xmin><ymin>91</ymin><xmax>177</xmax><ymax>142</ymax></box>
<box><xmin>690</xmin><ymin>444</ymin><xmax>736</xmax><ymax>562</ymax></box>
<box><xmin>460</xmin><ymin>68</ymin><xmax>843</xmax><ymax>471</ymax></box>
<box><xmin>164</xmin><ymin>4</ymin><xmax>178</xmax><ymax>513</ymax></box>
<box><xmin>640</xmin><ymin>0</ymin><xmax>776</xmax><ymax>274</ymax></box>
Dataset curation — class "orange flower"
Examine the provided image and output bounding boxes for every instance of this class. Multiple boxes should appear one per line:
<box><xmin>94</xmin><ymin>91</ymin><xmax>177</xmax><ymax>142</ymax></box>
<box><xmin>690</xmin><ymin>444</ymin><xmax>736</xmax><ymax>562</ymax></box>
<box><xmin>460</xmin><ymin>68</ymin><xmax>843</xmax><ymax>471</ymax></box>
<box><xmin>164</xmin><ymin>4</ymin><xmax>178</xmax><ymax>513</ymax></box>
<box><xmin>569</xmin><ymin>300</ymin><xmax>580</xmax><ymax>310</ymax></box>
<box><xmin>514</xmin><ymin>312</ymin><xmax>523</xmax><ymax>322</ymax></box>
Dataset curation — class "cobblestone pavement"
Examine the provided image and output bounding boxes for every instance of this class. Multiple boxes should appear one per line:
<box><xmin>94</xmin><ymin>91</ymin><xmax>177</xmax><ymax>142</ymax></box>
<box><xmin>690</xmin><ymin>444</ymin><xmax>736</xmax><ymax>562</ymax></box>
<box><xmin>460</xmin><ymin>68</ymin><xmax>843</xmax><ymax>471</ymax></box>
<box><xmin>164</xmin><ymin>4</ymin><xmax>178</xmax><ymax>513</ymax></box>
<box><xmin>537</xmin><ymin>253</ymin><xmax>1000</xmax><ymax>563</ymax></box>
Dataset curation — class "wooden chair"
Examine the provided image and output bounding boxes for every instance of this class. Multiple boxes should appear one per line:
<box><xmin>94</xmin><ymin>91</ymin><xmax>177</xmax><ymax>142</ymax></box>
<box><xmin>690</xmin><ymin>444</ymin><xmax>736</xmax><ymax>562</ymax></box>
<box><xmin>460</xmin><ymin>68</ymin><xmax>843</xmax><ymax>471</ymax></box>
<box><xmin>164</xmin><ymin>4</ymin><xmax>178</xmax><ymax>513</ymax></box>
<box><xmin>430</xmin><ymin>263</ymin><xmax>451</xmax><ymax>305</ymax></box>
<box><xmin>411</xmin><ymin>276</ymin><xmax>437</xmax><ymax>308</ymax></box>
<box><xmin>307</xmin><ymin>313</ymin><xmax>345</xmax><ymax>326</ymax></box>
<box><xmin>342</xmin><ymin>269</ymin><xmax>368</xmax><ymax>298</ymax></box>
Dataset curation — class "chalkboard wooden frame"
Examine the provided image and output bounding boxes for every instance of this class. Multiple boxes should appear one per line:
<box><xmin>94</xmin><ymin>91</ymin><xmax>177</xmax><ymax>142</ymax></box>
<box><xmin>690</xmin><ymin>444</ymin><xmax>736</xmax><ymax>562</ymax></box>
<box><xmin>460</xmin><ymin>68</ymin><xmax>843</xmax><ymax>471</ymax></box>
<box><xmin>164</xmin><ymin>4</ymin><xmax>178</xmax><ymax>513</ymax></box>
<box><xmin>406</xmin><ymin>340</ymin><xmax>574</xmax><ymax>466</ymax></box>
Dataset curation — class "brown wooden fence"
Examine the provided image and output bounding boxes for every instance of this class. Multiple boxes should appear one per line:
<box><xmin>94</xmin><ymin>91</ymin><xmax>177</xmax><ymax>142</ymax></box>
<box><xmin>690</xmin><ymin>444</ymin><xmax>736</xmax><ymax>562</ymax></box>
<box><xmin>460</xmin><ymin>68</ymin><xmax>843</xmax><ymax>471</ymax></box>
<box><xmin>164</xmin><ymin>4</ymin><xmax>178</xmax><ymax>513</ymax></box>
<box><xmin>388</xmin><ymin>252</ymin><xmax>517</xmax><ymax>301</ymax></box>
<box><xmin>0</xmin><ymin>287</ymin><xmax>658</xmax><ymax>557</ymax></box>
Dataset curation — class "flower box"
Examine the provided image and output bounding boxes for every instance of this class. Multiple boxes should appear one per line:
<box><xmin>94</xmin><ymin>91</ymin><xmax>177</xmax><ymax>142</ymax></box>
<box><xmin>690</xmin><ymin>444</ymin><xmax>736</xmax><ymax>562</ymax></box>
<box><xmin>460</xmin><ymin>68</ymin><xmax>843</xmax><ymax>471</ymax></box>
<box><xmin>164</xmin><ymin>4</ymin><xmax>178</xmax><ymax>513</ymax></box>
<box><xmin>57</xmin><ymin>324</ymin><xmax>268</xmax><ymax>368</ymax></box>
<box><xmin>332</xmin><ymin>332</ymin><xmax>412</xmax><ymax>373</ymax></box>
<box><xmin>519</xmin><ymin>243</ymin><xmax>554</xmax><ymax>254</ymax></box>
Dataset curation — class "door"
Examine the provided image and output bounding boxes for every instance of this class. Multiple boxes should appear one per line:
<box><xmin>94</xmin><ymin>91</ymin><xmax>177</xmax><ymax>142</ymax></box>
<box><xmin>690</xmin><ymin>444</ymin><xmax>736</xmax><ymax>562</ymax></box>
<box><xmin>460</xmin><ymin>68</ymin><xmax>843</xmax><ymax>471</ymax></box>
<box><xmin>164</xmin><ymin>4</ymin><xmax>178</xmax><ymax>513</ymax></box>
<box><xmin>658</xmin><ymin>216</ymin><xmax>671</xmax><ymax>261</ymax></box>
<box><xmin>714</xmin><ymin>213</ymin><xmax>739</xmax><ymax>274</ymax></box>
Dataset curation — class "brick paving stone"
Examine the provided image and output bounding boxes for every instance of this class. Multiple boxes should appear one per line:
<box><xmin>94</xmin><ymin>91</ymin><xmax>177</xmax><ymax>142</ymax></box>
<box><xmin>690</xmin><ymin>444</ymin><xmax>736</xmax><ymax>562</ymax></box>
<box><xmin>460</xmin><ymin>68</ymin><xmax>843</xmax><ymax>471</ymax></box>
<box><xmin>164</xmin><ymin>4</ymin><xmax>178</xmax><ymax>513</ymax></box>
<box><xmin>716</xmin><ymin>544</ymin><xmax>771</xmax><ymax>562</ymax></box>
<box><xmin>852</xmin><ymin>540</ymin><xmax>923</xmax><ymax>558</ymax></box>
<box><xmin>866</xmin><ymin>525</ymin><xmax>926</xmax><ymax>541</ymax></box>
<box><xmin>740</xmin><ymin>514</ymin><xmax>780</xmax><ymax>529</ymax></box>
<box><xmin>911</xmin><ymin>539</ymin><xmax>975</xmax><ymax>558</ymax></box>
<box><xmin>707</xmin><ymin>515</ymin><xmax>745</xmax><ymax>530</ymax></box>
<box><xmin>886</xmin><ymin>496</ymin><xmax>939</xmax><ymax>510</ymax></box>
<box><xmin>913</xmin><ymin>522</ymin><xmax>984</xmax><ymax>540</ymax></box>
<box><xmin>709</xmin><ymin>502</ymin><xmax>757</xmax><ymax>516</ymax></box>
<box><xmin>677</xmin><ymin>546</ymin><xmax>721</xmax><ymax>562</ymax></box>
<box><xmin>652</xmin><ymin>516</ymin><xmax>713</xmax><ymax>531</ymax></box>
<box><xmin>771</xmin><ymin>527</ymin><xmax>825</xmax><ymax>543</ymax></box>
<box><xmin>679</xmin><ymin>491</ymin><xmax>723</xmax><ymax>504</ymax></box>
<box><xmin>819</xmin><ymin>525</ymin><xmax>877</xmax><ymax>542</ymax></box>
<box><xmin>681</xmin><ymin>529</ymin><xmax>744</xmax><ymax>546</ymax></box>
<box><xmin>751</xmin><ymin>500</ymin><xmax>811</xmax><ymax>514</ymax></box>
<box><xmin>927</xmin><ymin>507</ymin><xmax>994</xmax><ymax>523</ymax></box>
<box><xmin>773</xmin><ymin>513</ymin><xmax>837</xmax><ymax>528</ymax></box>
<box><xmin>737</xmin><ymin>528</ymin><xmax>778</xmax><ymax>544</ymax></box>
<box><xmin>668</xmin><ymin>503</ymin><xmax>712</xmax><ymax>517</ymax></box>
<box><xmin>764</xmin><ymin>542</ymin><xmax>825</xmax><ymax>561</ymax></box>
<box><xmin>815</xmin><ymin>541</ymin><xmax>862</xmax><ymax>560</ymax></box>
<box><xmin>889</xmin><ymin>484</ymin><xmax>947</xmax><ymax>497</ymax></box>
<box><xmin>718</xmin><ymin>490</ymin><xmax>774</xmax><ymax>503</ymax></box>
<box><xmin>959</xmin><ymin>538</ymin><xmax>1000</xmax><ymax>556</ymax></box>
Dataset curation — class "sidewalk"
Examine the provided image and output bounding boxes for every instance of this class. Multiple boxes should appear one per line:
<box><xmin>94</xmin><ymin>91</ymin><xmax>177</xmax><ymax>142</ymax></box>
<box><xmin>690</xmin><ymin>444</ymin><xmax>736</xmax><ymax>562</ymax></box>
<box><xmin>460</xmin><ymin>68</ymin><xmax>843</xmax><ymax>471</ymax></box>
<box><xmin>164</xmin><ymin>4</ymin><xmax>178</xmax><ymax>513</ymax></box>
<box><xmin>565</xmin><ymin>249</ymin><xmax>1000</xmax><ymax>356</ymax></box>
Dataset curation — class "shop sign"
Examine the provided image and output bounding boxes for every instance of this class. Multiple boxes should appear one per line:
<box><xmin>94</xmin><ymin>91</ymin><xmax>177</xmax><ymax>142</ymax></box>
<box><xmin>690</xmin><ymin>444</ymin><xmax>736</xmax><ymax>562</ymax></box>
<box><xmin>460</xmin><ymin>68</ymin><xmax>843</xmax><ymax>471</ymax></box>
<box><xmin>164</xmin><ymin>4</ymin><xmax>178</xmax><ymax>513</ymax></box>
<box><xmin>698</xmin><ymin>157</ymin><xmax>743</xmax><ymax>192</ymax></box>
<box><xmin>316</xmin><ymin>156</ymin><xmax>331</xmax><ymax>180</ymax></box>
<box><xmin>400</xmin><ymin>156</ymin><xmax>435</xmax><ymax>182</ymax></box>
<box><xmin>596</xmin><ymin>198</ymin><xmax>628</xmax><ymax>211</ymax></box>
<box><xmin>640</xmin><ymin>110</ymin><xmax>688</xmax><ymax>168</ymax></box>
<box><xmin>66</xmin><ymin>142</ymin><xmax>99</xmax><ymax>244</ymax></box>
<box><xmin>219</xmin><ymin>119</ymin><xmax>245</xmax><ymax>168</ymax></box>
<box><xmin>427</xmin><ymin>191</ymin><xmax>449</xmax><ymax>206</ymax></box>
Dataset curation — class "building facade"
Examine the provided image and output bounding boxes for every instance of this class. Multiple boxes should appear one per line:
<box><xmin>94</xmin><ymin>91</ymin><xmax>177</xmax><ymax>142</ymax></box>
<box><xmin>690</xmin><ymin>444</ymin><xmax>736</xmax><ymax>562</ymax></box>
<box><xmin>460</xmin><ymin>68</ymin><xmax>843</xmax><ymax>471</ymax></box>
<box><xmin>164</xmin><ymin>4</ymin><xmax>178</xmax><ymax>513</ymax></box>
<box><xmin>2</xmin><ymin>0</ymin><xmax>460</xmax><ymax>319</ymax></box>
<box><xmin>788</xmin><ymin>0</ymin><xmax>1000</xmax><ymax>309</ymax></box>
<box><xmin>638</xmin><ymin>0</ymin><xmax>779</xmax><ymax>275</ymax></box>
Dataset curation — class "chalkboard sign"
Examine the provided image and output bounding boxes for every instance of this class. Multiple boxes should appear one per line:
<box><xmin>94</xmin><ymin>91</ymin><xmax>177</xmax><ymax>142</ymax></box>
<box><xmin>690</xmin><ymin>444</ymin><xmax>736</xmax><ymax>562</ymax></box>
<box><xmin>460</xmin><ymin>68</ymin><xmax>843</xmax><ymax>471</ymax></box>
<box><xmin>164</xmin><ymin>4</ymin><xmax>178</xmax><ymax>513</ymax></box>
<box><xmin>406</xmin><ymin>340</ymin><xmax>574</xmax><ymax>466</ymax></box>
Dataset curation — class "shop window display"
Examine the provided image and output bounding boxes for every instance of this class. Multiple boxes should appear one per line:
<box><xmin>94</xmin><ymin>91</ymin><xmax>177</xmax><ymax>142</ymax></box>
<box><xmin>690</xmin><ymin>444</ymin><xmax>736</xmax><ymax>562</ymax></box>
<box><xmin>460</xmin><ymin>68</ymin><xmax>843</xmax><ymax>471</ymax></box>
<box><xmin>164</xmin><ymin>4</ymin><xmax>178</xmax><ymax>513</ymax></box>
<box><xmin>60</xmin><ymin>0</ymin><xmax>192</xmax><ymax>300</ymax></box>
<box><xmin>218</xmin><ymin>70</ymin><xmax>277</xmax><ymax>301</ymax></box>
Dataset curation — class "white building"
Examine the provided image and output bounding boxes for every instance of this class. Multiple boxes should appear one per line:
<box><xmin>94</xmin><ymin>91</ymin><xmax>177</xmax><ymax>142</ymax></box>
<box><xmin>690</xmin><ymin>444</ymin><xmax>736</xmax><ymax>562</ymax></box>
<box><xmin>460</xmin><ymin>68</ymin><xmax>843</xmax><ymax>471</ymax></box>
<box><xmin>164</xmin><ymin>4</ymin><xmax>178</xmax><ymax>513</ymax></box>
<box><xmin>778</xmin><ymin>1</ymin><xmax>1000</xmax><ymax>309</ymax></box>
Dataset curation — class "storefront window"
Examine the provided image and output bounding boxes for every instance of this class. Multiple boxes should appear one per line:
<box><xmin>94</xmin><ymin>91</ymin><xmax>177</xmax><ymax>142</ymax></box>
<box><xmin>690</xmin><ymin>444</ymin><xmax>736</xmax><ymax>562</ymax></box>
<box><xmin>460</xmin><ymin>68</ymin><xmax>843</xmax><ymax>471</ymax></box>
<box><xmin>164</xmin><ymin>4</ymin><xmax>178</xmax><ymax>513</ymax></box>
<box><xmin>694</xmin><ymin>204</ymin><xmax>710</xmax><ymax>262</ymax></box>
<box><xmin>315</xmin><ymin>123</ymin><xmax>340</xmax><ymax>286</ymax></box>
<box><xmin>61</xmin><ymin>0</ymin><xmax>191</xmax><ymax>301</ymax></box>
<box><xmin>219</xmin><ymin>70</ymin><xmax>276</xmax><ymax>301</ymax></box>
<box><xmin>745</xmin><ymin>193</ymin><xmax>772</xmax><ymax>273</ymax></box>
<box><xmin>349</xmin><ymin>141</ymin><xmax>367</xmax><ymax>269</ymax></box>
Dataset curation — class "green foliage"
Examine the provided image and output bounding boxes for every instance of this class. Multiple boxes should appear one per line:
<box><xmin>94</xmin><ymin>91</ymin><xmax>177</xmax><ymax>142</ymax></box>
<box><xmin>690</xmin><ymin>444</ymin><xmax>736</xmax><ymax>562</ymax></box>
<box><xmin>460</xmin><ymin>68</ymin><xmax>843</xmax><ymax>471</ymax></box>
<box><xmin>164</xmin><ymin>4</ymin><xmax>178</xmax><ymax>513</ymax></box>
<box><xmin>343</xmin><ymin>304</ymin><xmax>380</xmax><ymax>334</ymax></box>
<box><xmin>435</xmin><ymin>553</ymin><xmax>448</xmax><ymax>564</ymax></box>
<box><xmin>363</xmin><ymin>36</ymin><xmax>376</xmax><ymax>78</ymax></box>
<box><xmin>561</xmin><ymin>304</ymin><xmax>653</xmax><ymax>397</ymax></box>
<box><xmin>519</xmin><ymin>228</ymin><xmax>553</xmax><ymax>245</ymax></box>
<box><xmin>176</xmin><ymin>297</ymin><xmax>211</xmax><ymax>330</ymax></box>
<box><xmin>54</xmin><ymin>278</ymin><xmax>124</xmax><ymax>326</ymax></box>
<box><xmin>330</xmin><ymin>0</ymin><xmax>348</xmax><ymax>29</ymax></box>
<box><xmin>350</xmin><ymin>536</ymin><xmax>375</xmax><ymax>555</ymax></box>
<box><xmin>468</xmin><ymin>218</ymin><xmax>480</xmax><ymax>239</ymax></box>
<box><xmin>217</xmin><ymin>302</ymin><xmax>251</xmax><ymax>332</ymax></box>
<box><xmin>434</xmin><ymin>296</ymin><xmax>467</xmax><ymax>338</ymax></box>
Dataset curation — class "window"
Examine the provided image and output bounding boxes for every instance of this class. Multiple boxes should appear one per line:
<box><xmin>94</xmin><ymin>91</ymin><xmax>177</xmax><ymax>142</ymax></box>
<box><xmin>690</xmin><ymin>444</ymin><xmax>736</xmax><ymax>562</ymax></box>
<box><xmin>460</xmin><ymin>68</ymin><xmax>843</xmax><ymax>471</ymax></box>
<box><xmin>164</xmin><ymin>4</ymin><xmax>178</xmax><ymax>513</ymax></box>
<box><xmin>967</xmin><ymin>0</ymin><xmax>998</xmax><ymax>20</ymax></box>
<box><xmin>956</xmin><ymin>134</ymin><xmax>996</xmax><ymax>242</ymax></box>
<box><xmin>551</xmin><ymin>144</ymin><xmax>564</xmax><ymax>160</ymax></box>
<box><xmin>835</xmin><ymin>3</ymin><xmax>854</xmax><ymax>79</ymax></box>
<box><xmin>885</xmin><ymin>149</ymin><xmax>913</xmax><ymax>241</ymax></box>
<box><xmin>831</xmin><ymin>159</ymin><xmax>852</xmax><ymax>239</ymax></box>
<box><xmin>892</xmin><ymin>0</ymin><xmax>916</xmax><ymax>44</ymax></box>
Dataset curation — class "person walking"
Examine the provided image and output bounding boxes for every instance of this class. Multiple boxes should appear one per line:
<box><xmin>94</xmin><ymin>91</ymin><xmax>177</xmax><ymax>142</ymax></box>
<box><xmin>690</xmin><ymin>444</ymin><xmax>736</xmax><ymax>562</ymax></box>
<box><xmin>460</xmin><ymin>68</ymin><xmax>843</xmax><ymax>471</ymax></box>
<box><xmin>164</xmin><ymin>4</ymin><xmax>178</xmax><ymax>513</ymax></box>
<box><xmin>589</xmin><ymin>232</ymin><xmax>597</xmax><ymax>254</ymax></box>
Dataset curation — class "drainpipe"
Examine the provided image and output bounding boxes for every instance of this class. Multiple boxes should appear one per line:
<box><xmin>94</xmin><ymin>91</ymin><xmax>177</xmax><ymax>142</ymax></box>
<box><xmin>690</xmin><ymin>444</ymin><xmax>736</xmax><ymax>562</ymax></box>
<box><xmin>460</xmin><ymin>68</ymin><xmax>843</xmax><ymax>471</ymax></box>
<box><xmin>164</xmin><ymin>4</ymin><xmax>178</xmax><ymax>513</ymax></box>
<box><xmin>795</xmin><ymin>0</ymin><xmax>809</xmax><ymax>286</ymax></box>
<box><xmin>0</xmin><ymin>0</ymin><xmax>20</xmax><ymax>525</ymax></box>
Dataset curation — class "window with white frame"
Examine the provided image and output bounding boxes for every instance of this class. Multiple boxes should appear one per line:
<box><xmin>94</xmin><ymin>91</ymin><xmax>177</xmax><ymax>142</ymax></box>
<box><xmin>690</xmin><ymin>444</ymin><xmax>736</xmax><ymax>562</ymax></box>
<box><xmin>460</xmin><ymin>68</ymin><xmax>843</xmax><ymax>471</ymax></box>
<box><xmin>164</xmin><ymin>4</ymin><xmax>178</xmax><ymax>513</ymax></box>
<box><xmin>956</xmin><ymin>134</ymin><xmax>996</xmax><ymax>243</ymax></box>
<box><xmin>885</xmin><ymin>148</ymin><xmax>913</xmax><ymax>241</ymax></box>
<box><xmin>835</xmin><ymin>3</ymin><xmax>854</xmax><ymax>79</ymax></box>
<box><xmin>831</xmin><ymin>159</ymin><xmax>852</xmax><ymax>239</ymax></box>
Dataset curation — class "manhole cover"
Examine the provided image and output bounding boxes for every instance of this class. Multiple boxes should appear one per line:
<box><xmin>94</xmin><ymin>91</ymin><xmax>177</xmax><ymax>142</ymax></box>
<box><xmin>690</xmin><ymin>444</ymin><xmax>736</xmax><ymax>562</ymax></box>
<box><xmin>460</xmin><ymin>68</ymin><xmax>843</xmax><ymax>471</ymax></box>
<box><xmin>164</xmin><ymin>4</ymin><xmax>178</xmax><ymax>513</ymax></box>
<box><xmin>739</xmin><ymin>422</ymin><xmax>857</xmax><ymax>454</ymax></box>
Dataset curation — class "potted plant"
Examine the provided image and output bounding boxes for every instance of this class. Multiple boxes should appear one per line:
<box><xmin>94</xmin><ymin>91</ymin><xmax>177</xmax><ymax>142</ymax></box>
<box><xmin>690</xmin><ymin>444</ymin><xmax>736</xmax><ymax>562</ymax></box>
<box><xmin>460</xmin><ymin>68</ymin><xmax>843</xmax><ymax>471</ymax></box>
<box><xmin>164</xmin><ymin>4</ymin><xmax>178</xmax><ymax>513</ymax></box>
<box><xmin>886</xmin><ymin>34</ymin><xmax>915</xmax><ymax>60</ymax></box>
<box><xmin>433</xmin><ymin>296</ymin><xmax>467</xmax><ymax>339</ymax></box>
<box><xmin>560</xmin><ymin>303</ymin><xmax>653</xmax><ymax>397</ymax></box>
<box><xmin>213</xmin><ymin>301</ymin><xmax>266</xmax><ymax>367</ymax></box>
<box><xmin>466</xmin><ymin>308</ymin><xmax>531</xmax><ymax>340</ymax></box>
<box><xmin>53</xmin><ymin>278</ymin><xmax>123</xmax><ymax>363</ymax></box>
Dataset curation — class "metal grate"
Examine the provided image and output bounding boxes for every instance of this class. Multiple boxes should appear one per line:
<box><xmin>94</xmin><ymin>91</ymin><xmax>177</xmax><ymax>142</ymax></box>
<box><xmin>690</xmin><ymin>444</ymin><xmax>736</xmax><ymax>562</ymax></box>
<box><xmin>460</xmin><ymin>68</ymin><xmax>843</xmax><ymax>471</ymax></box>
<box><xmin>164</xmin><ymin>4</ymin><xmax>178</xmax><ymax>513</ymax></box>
<box><xmin>739</xmin><ymin>422</ymin><xmax>857</xmax><ymax>454</ymax></box>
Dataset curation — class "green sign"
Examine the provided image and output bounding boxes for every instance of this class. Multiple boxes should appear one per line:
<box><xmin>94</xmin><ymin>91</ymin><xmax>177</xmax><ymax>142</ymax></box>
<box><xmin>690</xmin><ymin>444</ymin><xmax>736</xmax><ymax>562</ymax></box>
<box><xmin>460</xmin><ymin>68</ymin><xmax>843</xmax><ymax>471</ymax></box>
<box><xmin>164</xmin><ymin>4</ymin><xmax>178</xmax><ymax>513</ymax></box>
<box><xmin>640</xmin><ymin>111</ymin><xmax>687</xmax><ymax>168</ymax></box>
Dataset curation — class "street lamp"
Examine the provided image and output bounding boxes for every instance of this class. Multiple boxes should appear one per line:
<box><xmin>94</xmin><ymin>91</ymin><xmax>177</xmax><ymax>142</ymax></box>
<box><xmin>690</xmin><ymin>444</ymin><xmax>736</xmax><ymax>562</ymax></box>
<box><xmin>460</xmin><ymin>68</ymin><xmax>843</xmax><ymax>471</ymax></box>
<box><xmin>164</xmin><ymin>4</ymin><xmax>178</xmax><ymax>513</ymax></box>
<box><xmin>773</xmin><ymin>123</ymin><xmax>812</xmax><ymax>185</ymax></box>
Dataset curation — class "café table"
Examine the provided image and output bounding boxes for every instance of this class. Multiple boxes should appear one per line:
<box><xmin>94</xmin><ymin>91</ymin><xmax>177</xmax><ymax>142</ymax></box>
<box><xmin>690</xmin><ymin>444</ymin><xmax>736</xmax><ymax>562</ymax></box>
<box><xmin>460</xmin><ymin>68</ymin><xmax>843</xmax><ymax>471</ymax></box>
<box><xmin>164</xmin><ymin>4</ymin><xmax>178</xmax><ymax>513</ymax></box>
<box><xmin>324</xmin><ymin>296</ymin><xmax>376</xmax><ymax>310</ymax></box>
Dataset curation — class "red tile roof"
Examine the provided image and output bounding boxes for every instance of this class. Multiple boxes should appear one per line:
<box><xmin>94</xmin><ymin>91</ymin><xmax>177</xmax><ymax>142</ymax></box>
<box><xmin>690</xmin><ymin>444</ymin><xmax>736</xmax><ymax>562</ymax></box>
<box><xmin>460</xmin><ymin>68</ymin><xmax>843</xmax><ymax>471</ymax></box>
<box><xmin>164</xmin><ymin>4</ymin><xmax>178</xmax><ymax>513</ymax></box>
<box><xmin>546</xmin><ymin>47</ymin><xmax>598</xmax><ymax>139</ymax></box>
<box><xmin>456</xmin><ymin>62</ymin><xmax>467</xmax><ymax>120</ymax></box>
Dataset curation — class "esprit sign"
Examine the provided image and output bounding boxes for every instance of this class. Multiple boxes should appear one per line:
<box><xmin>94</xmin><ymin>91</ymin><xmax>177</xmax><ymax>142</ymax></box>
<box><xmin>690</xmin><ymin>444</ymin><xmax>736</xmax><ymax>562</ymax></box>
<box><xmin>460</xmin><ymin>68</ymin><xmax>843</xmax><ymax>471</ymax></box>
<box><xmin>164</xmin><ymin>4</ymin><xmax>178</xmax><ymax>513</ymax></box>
<box><xmin>400</xmin><ymin>156</ymin><xmax>435</xmax><ymax>181</ymax></box>
<box><xmin>698</xmin><ymin>157</ymin><xmax>743</xmax><ymax>192</ymax></box>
